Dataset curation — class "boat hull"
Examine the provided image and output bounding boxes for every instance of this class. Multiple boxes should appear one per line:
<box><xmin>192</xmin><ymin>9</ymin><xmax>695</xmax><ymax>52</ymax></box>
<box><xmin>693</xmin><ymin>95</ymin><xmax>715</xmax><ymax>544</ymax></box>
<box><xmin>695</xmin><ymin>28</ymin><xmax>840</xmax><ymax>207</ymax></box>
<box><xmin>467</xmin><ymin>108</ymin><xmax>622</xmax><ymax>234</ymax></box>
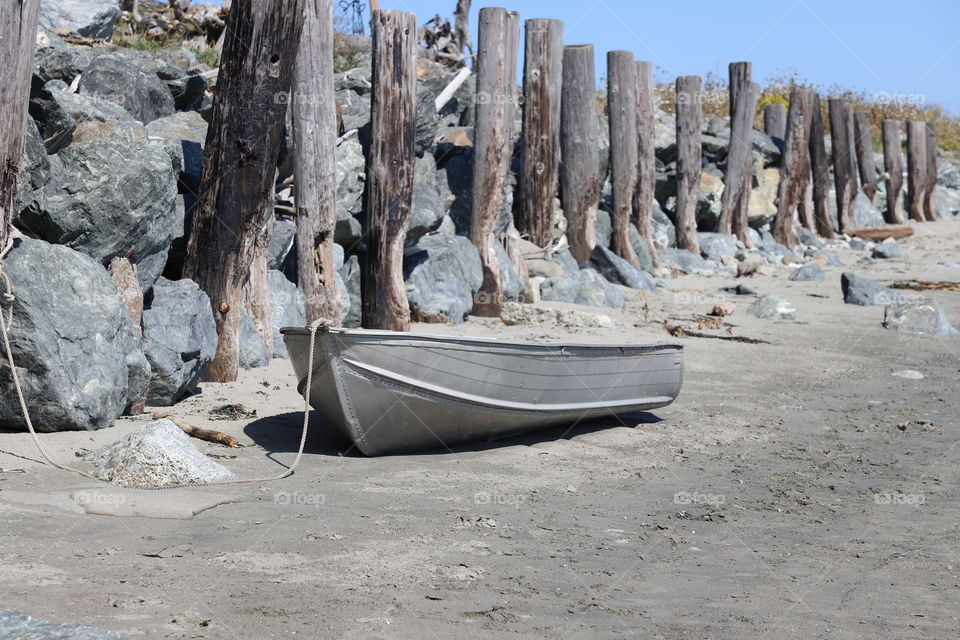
<box><xmin>282</xmin><ymin>328</ymin><xmax>683</xmax><ymax>456</ymax></box>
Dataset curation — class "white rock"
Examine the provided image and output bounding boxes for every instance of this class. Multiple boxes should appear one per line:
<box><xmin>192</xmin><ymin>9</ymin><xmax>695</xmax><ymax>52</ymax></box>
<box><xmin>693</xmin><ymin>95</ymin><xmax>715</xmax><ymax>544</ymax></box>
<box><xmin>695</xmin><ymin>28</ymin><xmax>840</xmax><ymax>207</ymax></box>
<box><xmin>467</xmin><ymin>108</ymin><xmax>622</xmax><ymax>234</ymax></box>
<box><xmin>892</xmin><ymin>369</ymin><xmax>924</xmax><ymax>380</ymax></box>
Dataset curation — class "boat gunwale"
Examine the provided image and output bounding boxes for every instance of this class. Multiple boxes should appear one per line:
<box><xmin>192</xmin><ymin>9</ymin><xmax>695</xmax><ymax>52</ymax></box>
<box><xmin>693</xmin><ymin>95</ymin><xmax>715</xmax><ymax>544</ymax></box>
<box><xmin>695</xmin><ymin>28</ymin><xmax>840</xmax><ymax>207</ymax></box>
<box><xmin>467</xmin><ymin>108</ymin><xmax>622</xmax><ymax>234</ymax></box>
<box><xmin>280</xmin><ymin>326</ymin><xmax>683</xmax><ymax>351</ymax></box>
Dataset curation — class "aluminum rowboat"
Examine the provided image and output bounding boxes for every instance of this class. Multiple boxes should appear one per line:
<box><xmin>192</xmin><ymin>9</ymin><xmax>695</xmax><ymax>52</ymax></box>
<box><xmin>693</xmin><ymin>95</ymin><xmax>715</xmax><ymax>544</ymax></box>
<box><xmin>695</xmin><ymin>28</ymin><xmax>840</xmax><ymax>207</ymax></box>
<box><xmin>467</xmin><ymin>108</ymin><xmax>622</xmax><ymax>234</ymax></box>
<box><xmin>281</xmin><ymin>326</ymin><xmax>683</xmax><ymax>456</ymax></box>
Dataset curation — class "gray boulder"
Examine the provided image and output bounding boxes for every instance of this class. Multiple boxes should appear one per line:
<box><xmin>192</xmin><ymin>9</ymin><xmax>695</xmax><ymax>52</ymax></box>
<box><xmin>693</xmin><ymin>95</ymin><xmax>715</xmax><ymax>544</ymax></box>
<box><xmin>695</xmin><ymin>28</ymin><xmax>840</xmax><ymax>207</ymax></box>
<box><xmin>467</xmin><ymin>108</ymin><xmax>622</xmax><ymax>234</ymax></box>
<box><xmin>142</xmin><ymin>278</ymin><xmax>217</xmax><ymax>406</ymax></box>
<box><xmin>698</xmin><ymin>232</ymin><xmax>737</xmax><ymax>260</ymax></box>
<box><xmin>853</xmin><ymin>191</ymin><xmax>886</xmax><ymax>228</ymax></box>
<box><xmin>145</xmin><ymin>110</ymin><xmax>207</xmax><ymax>190</ymax></box>
<box><xmin>31</xmin><ymin>87</ymin><xmax>135</xmax><ymax>153</ymax></box>
<box><xmin>797</xmin><ymin>226</ymin><xmax>824</xmax><ymax>249</ymax></box>
<box><xmin>15</xmin><ymin>117</ymin><xmax>54</xmax><ymax>220</ymax></box>
<box><xmin>840</xmin><ymin>272</ymin><xmax>905</xmax><ymax>306</ymax></box>
<box><xmin>334</xmin><ymin>137</ymin><xmax>366</xmax><ymax>248</ymax></box>
<box><xmin>404</xmin><ymin>234</ymin><xmax>483</xmax><ymax>323</ymax></box>
<box><xmin>85</xmin><ymin>419</ymin><xmax>236</xmax><ymax>488</ymax></box>
<box><xmin>628</xmin><ymin>223</ymin><xmax>655</xmax><ymax>272</ymax></box>
<box><xmin>17</xmin><ymin>134</ymin><xmax>179</xmax><ymax>290</ymax></box>
<box><xmin>749</xmin><ymin>294</ymin><xmax>799</xmax><ymax>320</ymax></box>
<box><xmin>576</xmin><ymin>268</ymin><xmax>625</xmax><ymax>308</ymax></box>
<box><xmin>589</xmin><ymin>244</ymin><xmax>656</xmax><ymax>291</ymax></box>
<box><xmin>267</xmin><ymin>270</ymin><xmax>307</xmax><ymax>357</ymax></box>
<box><xmin>339</xmin><ymin>254</ymin><xmax>362</xmax><ymax>328</ymax></box>
<box><xmin>239</xmin><ymin>309</ymin><xmax>270</xmax><ymax>369</ymax></box>
<box><xmin>39</xmin><ymin>0</ymin><xmax>121</xmax><ymax>40</ymax></box>
<box><xmin>651</xmin><ymin>202</ymin><xmax>676</xmax><ymax>249</ymax></box>
<box><xmin>409</xmin><ymin>154</ymin><xmax>446</xmax><ymax>245</ymax></box>
<box><xmin>495</xmin><ymin>241</ymin><xmax>525</xmax><ymax>302</ymax></box>
<box><xmin>0</xmin><ymin>610</ymin><xmax>128</xmax><ymax>640</ymax></box>
<box><xmin>883</xmin><ymin>298</ymin><xmax>958</xmax><ymax>336</ymax></box>
<box><xmin>658</xmin><ymin>248</ymin><xmax>707</xmax><ymax>273</ymax></box>
<box><xmin>872</xmin><ymin>241</ymin><xmax>908</xmax><ymax>260</ymax></box>
<box><xmin>0</xmin><ymin>238</ymin><xmax>149</xmax><ymax>432</ymax></box>
<box><xmin>267</xmin><ymin>217</ymin><xmax>296</xmax><ymax>270</ymax></box>
<box><xmin>79</xmin><ymin>53</ymin><xmax>176</xmax><ymax>124</ymax></box>
<box><xmin>789</xmin><ymin>263</ymin><xmax>825</xmax><ymax>282</ymax></box>
<box><xmin>539</xmin><ymin>249</ymin><xmax>581</xmax><ymax>303</ymax></box>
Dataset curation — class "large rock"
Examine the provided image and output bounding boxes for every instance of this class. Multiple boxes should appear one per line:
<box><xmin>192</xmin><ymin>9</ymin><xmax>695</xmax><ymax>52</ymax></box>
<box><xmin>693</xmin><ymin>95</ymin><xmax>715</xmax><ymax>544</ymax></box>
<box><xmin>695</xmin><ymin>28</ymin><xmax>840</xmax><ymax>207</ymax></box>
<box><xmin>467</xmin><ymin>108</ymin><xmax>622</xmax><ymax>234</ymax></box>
<box><xmin>142</xmin><ymin>278</ymin><xmax>217</xmax><ymax>406</ymax></box>
<box><xmin>39</xmin><ymin>0</ymin><xmax>121</xmax><ymax>40</ymax></box>
<box><xmin>872</xmin><ymin>241</ymin><xmax>908</xmax><ymax>260</ymax></box>
<box><xmin>334</xmin><ymin>137</ymin><xmax>365</xmax><ymax>248</ymax></box>
<box><xmin>883</xmin><ymin>298</ymin><xmax>958</xmax><ymax>336</ymax></box>
<box><xmin>85</xmin><ymin>419</ymin><xmax>236</xmax><ymax>488</ymax></box>
<box><xmin>749</xmin><ymin>294</ymin><xmax>799</xmax><ymax>320</ymax></box>
<box><xmin>79</xmin><ymin>53</ymin><xmax>176</xmax><ymax>124</ymax></box>
<box><xmin>789</xmin><ymin>262</ymin><xmax>825</xmax><ymax>282</ymax></box>
<box><xmin>267</xmin><ymin>270</ymin><xmax>307</xmax><ymax>357</ymax></box>
<box><xmin>16</xmin><ymin>134</ymin><xmax>180</xmax><ymax>290</ymax></box>
<box><xmin>495</xmin><ymin>242</ymin><xmax>525</xmax><ymax>302</ymax></box>
<box><xmin>651</xmin><ymin>201</ymin><xmax>676</xmax><ymax>249</ymax></box>
<box><xmin>404</xmin><ymin>234</ymin><xmax>483</xmax><ymax>323</ymax></box>
<box><xmin>697</xmin><ymin>232</ymin><xmax>737</xmax><ymax>260</ymax></box>
<box><xmin>539</xmin><ymin>249</ymin><xmax>581</xmax><ymax>303</ymax></box>
<box><xmin>15</xmin><ymin>117</ymin><xmax>55</xmax><ymax>219</ymax></box>
<box><xmin>339</xmin><ymin>255</ymin><xmax>362</xmax><ymax>328</ymax></box>
<box><xmin>658</xmin><ymin>248</ymin><xmax>707</xmax><ymax>273</ymax></box>
<box><xmin>840</xmin><ymin>272</ymin><xmax>906</xmax><ymax>306</ymax></box>
<box><xmin>853</xmin><ymin>191</ymin><xmax>886</xmax><ymax>228</ymax></box>
<box><xmin>576</xmin><ymin>268</ymin><xmax>625</xmax><ymax>308</ymax></box>
<box><xmin>145</xmin><ymin>110</ymin><xmax>207</xmax><ymax>190</ymax></box>
<box><xmin>239</xmin><ymin>309</ymin><xmax>269</xmax><ymax>369</ymax></box>
<box><xmin>31</xmin><ymin>87</ymin><xmax>135</xmax><ymax>153</ymax></box>
<box><xmin>0</xmin><ymin>238</ymin><xmax>149</xmax><ymax>431</ymax></box>
<box><xmin>932</xmin><ymin>185</ymin><xmax>960</xmax><ymax>217</ymax></box>
<box><xmin>267</xmin><ymin>217</ymin><xmax>296</xmax><ymax>270</ymax></box>
<box><xmin>0</xmin><ymin>610</ymin><xmax>128</xmax><ymax>640</ymax></box>
<box><xmin>589</xmin><ymin>244</ymin><xmax>656</xmax><ymax>291</ymax></box>
<box><xmin>409</xmin><ymin>153</ymin><xmax>446</xmax><ymax>245</ymax></box>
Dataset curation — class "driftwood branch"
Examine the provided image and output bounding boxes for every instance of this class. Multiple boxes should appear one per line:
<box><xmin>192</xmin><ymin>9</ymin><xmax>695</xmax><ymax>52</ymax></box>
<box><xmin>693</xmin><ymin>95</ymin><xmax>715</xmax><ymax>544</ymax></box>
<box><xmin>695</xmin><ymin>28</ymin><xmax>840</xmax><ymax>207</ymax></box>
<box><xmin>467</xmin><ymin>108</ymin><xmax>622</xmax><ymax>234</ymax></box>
<box><xmin>152</xmin><ymin>412</ymin><xmax>239</xmax><ymax>448</ymax></box>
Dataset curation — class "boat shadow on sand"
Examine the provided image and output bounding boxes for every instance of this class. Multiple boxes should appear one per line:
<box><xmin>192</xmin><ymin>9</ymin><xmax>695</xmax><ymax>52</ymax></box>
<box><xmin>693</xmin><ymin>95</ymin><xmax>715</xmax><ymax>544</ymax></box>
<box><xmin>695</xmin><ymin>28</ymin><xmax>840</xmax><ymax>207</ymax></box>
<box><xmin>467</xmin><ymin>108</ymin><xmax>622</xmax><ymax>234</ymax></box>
<box><xmin>244</xmin><ymin>411</ymin><xmax>665</xmax><ymax>459</ymax></box>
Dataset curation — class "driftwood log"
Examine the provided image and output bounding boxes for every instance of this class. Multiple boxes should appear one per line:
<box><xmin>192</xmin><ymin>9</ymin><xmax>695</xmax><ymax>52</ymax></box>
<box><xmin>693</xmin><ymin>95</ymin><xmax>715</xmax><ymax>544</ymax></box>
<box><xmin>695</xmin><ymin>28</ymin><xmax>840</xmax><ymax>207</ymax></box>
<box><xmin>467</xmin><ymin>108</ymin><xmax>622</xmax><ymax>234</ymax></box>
<box><xmin>183</xmin><ymin>0</ymin><xmax>305</xmax><ymax>382</ymax></box>
<box><xmin>674</xmin><ymin>75</ymin><xmax>702</xmax><ymax>254</ymax></box>
<box><xmin>606</xmin><ymin>50</ymin><xmax>640</xmax><ymax>267</ymax></box>
<box><xmin>559</xmin><ymin>44</ymin><xmax>599</xmax><ymax>263</ymax></box>
<box><xmin>294</xmin><ymin>0</ymin><xmax>341</xmax><ymax>324</ymax></box>
<box><xmin>152</xmin><ymin>412</ymin><xmax>239</xmax><ymax>448</ymax></box>
<box><xmin>0</xmin><ymin>0</ymin><xmax>41</xmax><ymax>250</ymax></box>
<box><xmin>363</xmin><ymin>10</ymin><xmax>417</xmax><ymax>330</ymax></box>
<box><xmin>518</xmin><ymin>18</ymin><xmax>563</xmax><ymax>249</ymax></box>
<box><xmin>881</xmin><ymin>119</ymin><xmax>905</xmax><ymax>224</ymax></box>
<box><xmin>469</xmin><ymin>7</ymin><xmax>519</xmax><ymax>317</ymax></box>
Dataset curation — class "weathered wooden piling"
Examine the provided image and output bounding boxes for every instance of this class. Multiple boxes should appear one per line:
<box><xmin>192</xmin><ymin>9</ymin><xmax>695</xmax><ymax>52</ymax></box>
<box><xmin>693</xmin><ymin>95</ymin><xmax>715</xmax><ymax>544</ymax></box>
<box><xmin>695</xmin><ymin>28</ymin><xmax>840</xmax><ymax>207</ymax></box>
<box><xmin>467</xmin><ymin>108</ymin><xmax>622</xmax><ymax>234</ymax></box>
<box><xmin>470</xmin><ymin>7</ymin><xmax>520</xmax><ymax>317</ymax></box>
<box><xmin>293</xmin><ymin>0</ymin><xmax>341</xmax><ymax>324</ymax></box>
<box><xmin>633</xmin><ymin>60</ymin><xmax>658</xmax><ymax>264</ymax></box>
<box><xmin>923</xmin><ymin>122</ymin><xmax>938</xmax><ymax>222</ymax></box>
<box><xmin>828</xmin><ymin>98</ymin><xmax>857</xmax><ymax>232</ymax></box>
<box><xmin>518</xmin><ymin>18</ymin><xmax>563</xmax><ymax>249</ymax></box>
<box><xmin>881</xmin><ymin>119</ymin><xmax>905</xmax><ymax>224</ymax></box>
<box><xmin>184</xmin><ymin>0</ymin><xmax>304</xmax><ymax>382</ymax></box>
<box><xmin>808</xmin><ymin>93</ymin><xmax>834</xmax><ymax>238</ymax></box>
<box><xmin>0</xmin><ymin>0</ymin><xmax>41</xmax><ymax>249</ymax></box>
<box><xmin>773</xmin><ymin>88</ymin><xmax>813</xmax><ymax>248</ymax></box>
<box><xmin>607</xmin><ymin>50</ymin><xmax>641</xmax><ymax>267</ymax></box>
<box><xmin>853</xmin><ymin>112</ymin><xmax>878</xmax><ymax>202</ymax></box>
<box><xmin>718</xmin><ymin>62</ymin><xmax>758</xmax><ymax>243</ymax></box>
<box><xmin>674</xmin><ymin>75</ymin><xmax>702</xmax><ymax>254</ymax></box>
<box><xmin>763</xmin><ymin>102</ymin><xmax>787</xmax><ymax>142</ymax></box>
<box><xmin>559</xmin><ymin>44</ymin><xmax>599</xmax><ymax>263</ymax></box>
<box><xmin>906</xmin><ymin>120</ymin><xmax>927</xmax><ymax>222</ymax></box>
<box><xmin>362</xmin><ymin>10</ymin><xmax>418</xmax><ymax>330</ymax></box>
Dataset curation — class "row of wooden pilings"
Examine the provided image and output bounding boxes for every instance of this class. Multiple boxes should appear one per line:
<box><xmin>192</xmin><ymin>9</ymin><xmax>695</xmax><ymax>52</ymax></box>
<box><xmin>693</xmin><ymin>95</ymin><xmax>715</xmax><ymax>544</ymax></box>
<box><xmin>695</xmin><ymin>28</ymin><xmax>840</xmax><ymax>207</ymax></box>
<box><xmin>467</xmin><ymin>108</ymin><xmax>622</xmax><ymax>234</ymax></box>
<box><xmin>363</xmin><ymin>8</ymin><xmax>940</xmax><ymax>331</ymax></box>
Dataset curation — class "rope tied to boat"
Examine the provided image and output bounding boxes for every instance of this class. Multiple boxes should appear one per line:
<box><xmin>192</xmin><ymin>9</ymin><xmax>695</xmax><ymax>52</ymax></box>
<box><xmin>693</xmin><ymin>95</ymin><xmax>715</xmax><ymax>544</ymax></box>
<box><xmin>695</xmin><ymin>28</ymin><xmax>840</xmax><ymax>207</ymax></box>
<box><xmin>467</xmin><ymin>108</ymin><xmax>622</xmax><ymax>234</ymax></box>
<box><xmin>0</xmin><ymin>232</ymin><xmax>326</xmax><ymax>489</ymax></box>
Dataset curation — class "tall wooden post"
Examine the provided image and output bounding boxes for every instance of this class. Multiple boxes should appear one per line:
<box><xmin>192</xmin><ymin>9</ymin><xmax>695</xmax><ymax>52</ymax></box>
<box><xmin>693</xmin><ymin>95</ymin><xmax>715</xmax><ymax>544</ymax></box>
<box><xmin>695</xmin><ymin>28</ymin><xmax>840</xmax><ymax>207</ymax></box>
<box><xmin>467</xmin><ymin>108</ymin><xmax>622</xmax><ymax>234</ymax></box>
<box><xmin>183</xmin><ymin>0</ymin><xmax>304</xmax><ymax>382</ymax></box>
<box><xmin>0</xmin><ymin>0</ymin><xmax>41</xmax><ymax>250</ymax></box>
<box><xmin>763</xmin><ymin>103</ymin><xmax>786</xmax><ymax>141</ymax></box>
<box><xmin>923</xmin><ymin>122</ymin><xmax>938</xmax><ymax>222</ymax></box>
<box><xmin>362</xmin><ymin>10</ymin><xmax>417</xmax><ymax>330</ymax></box>
<box><xmin>607</xmin><ymin>51</ymin><xmax>640</xmax><ymax>267</ymax></box>
<box><xmin>518</xmin><ymin>18</ymin><xmax>563</xmax><ymax>249</ymax></box>
<box><xmin>675</xmin><ymin>75</ymin><xmax>702</xmax><ymax>254</ymax></box>
<box><xmin>470</xmin><ymin>7</ymin><xmax>520</xmax><ymax>317</ymax></box>
<box><xmin>881</xmin><ymin>120</ymin><xmax>905</xmax><ymax>224</ymax></box>
<box><xmin>772</xmin><ymin>88</ymin><xmax>813</xmax><ymax>248</ymax></box>
<box><xmin>853</xmin><ymin>112</ymin><xmax>877</xmax><ymax>202</ymax></box>
<box><xmin>828</xmin><ymin>98</ymin><xmax>857</xmax><ymax>233</ymax></box>
<box><xmin>718</xmin><ymin>62</ymin><xmax>758</xmax><ymax>242</ymax></box>
<box><xmin>293</xmin><ymin>0</ymin><xmax>341</xmax><ymax>324</ymax></box>
<box><xmin>808</xmin><ymin>93</ymin><xmax>834</xmax><ymax>238</ymax></box>
<box><xmin>906</xmin><ymin>120</ymin><xmax>927</xmax><ymax>223</ymax></box>
<box><xmin>559</xmin><ymin>44</ymin><xmax>599</xmax><ymax>263</ymax></box>
<box><xmin>633</xmin><ymin>60</ymin><xmax>658</xmax><ymax>265</ymax></box>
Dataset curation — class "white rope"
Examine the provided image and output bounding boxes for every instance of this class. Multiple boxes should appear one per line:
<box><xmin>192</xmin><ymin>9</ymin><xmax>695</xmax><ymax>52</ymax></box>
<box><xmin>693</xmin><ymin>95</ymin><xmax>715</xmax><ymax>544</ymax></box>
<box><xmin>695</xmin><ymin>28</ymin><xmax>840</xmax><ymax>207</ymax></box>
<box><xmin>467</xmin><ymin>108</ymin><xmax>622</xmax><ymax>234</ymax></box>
<box><xmin>0</xmin><ymin>236</ymin><xmax>323</xmax><ymax>489</ymax></box>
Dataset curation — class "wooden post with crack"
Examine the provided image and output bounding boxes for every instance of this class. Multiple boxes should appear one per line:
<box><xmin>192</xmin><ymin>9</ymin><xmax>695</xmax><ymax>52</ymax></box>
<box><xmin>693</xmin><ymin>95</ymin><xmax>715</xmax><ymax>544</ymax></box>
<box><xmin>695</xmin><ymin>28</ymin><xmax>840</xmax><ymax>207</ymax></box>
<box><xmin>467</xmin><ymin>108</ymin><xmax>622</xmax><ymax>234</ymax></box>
<box><xmin>183</xmin><ymin>0</ymin><xmax>305</xmax><ymax>383</ymax></box>
<box><xmin>633</xmin><ymin>60</ymin><xmax>658</xmax><ymax>265</ymax></box>
<box><xmin>828</xmin><ymin>98</ymin><xmax>857</xmax><ymax>233</ymax></box>
<box><xmin>906</xmin><ymin>120</ymin><xmax>927</xmax><ymax>223</ymax></box>
<box><xmin>0</xmin><ymin>0</ymin><xmax>41</xmax><ymax>251</ymax></box>
<box><xmin>808</xmin><ymin>93</ymin><xmax>834</xmax><ymax>238</ymax></box>
<box><xmin>881</xmin><ymin>119</ymin><xmax>905</xmax><ymax>224</ymax></box>
<box><xmin>923</xmin><ymin>122</ymin><xmax>938</xmax><ymax>222</ymax></box>
<box><xmin>773</xmin><ymin>87</ymin><xmax>813</xmax><ymax>248</ymax></box>
<box><xmin>674</xmin><ymin>75</ymin><xmax>702</xmax><ymax>255</ymax></box>
<box><xmin>559</xmin><ymin>44</ymin><xmax>599</xmax><ymax>263</ymax></box>
<box><xmin>470</xmin><ymin>7</ymin><xmax>520</xmax><ymax>317</ymax></box>
<box><xmin>717</xmin><ymin>61</ymin><xmax>758</xmax><ymax>244</ymax></box>
<box><xmin>362</xmin><ymin>10</ymin><xmax>418</xmax><ymax>330</ymax></box>
<box><xmin>606</xmin><ymin>51</ymin><xmax>641</xmax><ymax>267</ymax></box>
<box><xmin>293</xmin><ymin>0</ymin><xmax>341</xmax><ymax>325</ymax></box>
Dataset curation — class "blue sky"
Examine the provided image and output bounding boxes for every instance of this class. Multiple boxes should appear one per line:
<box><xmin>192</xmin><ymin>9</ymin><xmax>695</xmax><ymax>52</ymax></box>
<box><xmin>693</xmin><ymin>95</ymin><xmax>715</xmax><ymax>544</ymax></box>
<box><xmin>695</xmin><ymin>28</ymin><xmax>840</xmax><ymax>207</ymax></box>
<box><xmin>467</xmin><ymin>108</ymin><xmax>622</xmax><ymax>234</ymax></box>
<box><xmin>200</xmin><ymin>1</ymin><xmax>960</xmax><ymax>114</ymax></box>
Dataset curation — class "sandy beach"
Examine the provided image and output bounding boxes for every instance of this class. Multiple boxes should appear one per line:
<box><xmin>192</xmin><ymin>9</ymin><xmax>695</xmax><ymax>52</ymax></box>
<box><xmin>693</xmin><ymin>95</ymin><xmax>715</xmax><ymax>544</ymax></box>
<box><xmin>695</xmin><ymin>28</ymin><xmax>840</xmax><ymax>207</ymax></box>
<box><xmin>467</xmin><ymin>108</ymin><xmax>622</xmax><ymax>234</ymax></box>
<box><xmin>1</xmin><ymin>219</ymin><xmax>957</xmax><ymax>639</ymax></box>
